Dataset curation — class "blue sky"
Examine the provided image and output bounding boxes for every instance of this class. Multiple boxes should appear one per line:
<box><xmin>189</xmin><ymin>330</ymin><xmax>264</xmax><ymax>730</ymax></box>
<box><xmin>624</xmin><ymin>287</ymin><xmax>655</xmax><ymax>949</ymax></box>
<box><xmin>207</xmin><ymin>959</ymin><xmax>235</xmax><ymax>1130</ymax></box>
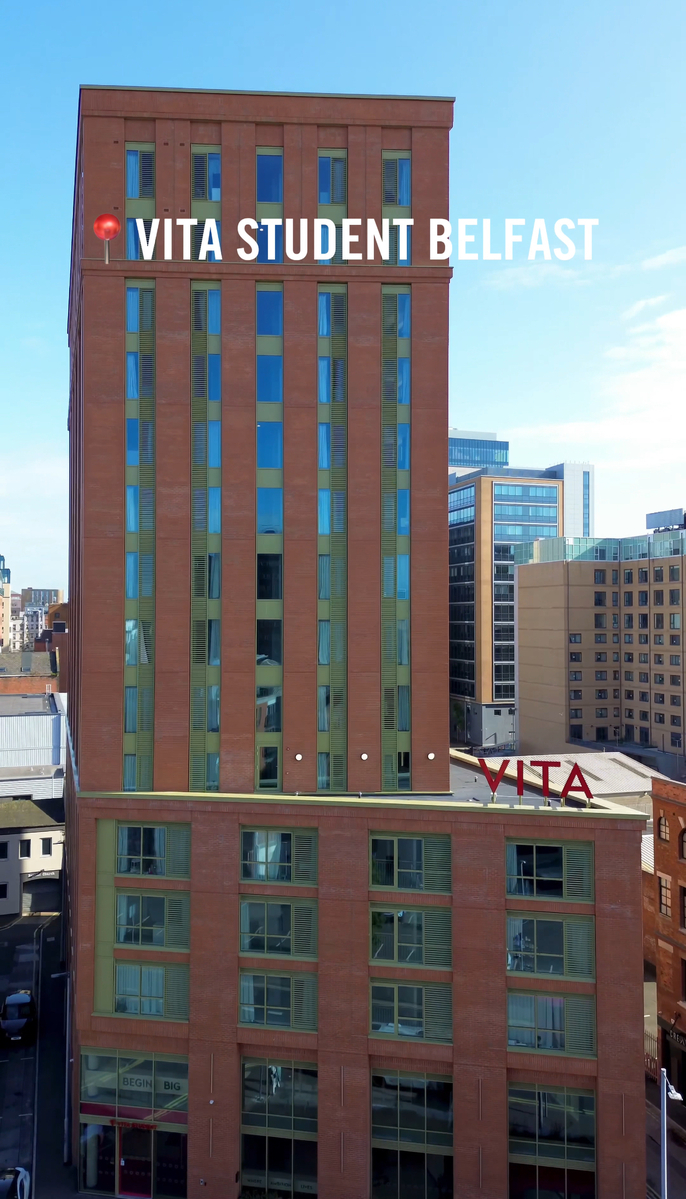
<box><xmin>1</xmin><ymin>0</ymin><xmax>685</xmax><ymax>593</ymax></box>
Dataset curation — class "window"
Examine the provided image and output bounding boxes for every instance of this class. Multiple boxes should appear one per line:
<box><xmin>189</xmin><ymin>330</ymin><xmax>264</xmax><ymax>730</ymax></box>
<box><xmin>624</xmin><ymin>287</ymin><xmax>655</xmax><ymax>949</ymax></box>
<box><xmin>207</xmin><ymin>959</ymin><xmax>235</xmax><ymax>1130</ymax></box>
<box><xmin>257</xmin><ymin>554</ymin><xmax>282</xmax><ymax>600</ymax></box>
<box><xmin>569</xmin><ymin>653</ymin><xmax>581</xmax><ymax>663</ymax></box>
<box><xmin>370</xmin><ymin>980</ymin><xmax>451</xmax><ymax>1042</ymax></box>
<box><xmin>671</xmin><ymin>614</ymin><xmax>682</xmax><ymax>630</ymax></box>
<box><xmin>256</xmin><ymin>619</ymin><xmax>282</xmax><ymax>666</ymax></box>
<box><xmin>507</xmin><ymin>992</ymin><xmax>596</xmax><ymax>1055</ymax></box>
<box><xmin>673</xmin><ymin>733</ymin><xmax>683</xmax><ymax>748</ymax></box>
<box><xmin>370</xmin><ymin>907</ymin><xmax>451</xmax><ymax>968</ymax></box>
<box><xmin>655</xmin><ymin>712</ymin><xmax>665</xmax><ymax>724</ymax></box>
<box><xmin>256</xmin><ymin>355</ymin><xmax>283</xmax><ymax>403</ymax></box>
<box><xmin>257</xmin><ymin>154</ymin><xmax>283</xmax><ymax>203</ymax></box>
<box><xmin>318</xmin><ymin>488</ymin><xmax>330</xmax><ymax>535</ymax></box>
<box><xmin>256</xmin><ymin>289</ymin><xmax>283</xmax><ymax>335</ymax></box>
<box><xmin>241</xmin><ymin>1057</ymin><xmax>317</xmax><ymax>1134</ymax></box>
<box><xmin>594</xmin><ymin>633</ymin><xmax>606</xmax><ymax>644</ymax></box>
<box><xmin>257</xmin><ymin>422</ymin><xmax>283</xmax><ymax>469</ymax></box>
<box><xmin>672</xmin><ymin>635</ymin><xmax>682</xmax><ymax>646</ymax></box>
<box><xmin>624</xmin><ymin>614</ymin><xmax>634</xmax><ymax>629</ymax></box>
<box><xmin>19</xmin><ymin>839</ymin><xmax>30</xmax><ymax>859</ymax></box>
<box><xmin>317</xmin><ymin>752</ymin><xmax>330</xmax><ymax>790</ymax></box>
<box><xmin>318</xmin><ymin>153</ymin><xmax>347</xmax><ymax>204</ymax></box>
<box><xmin>317</xmin><ymin>685</ymin><xmax>330</xmax><ymax>732</ymax></box>
<box><xmin>569</xmin><ymin>690</ymin><xmax>582</xmax><ymax>701</ymax></box>
<box><xmin>655</xmin><ymin>567</ymin><xmax>664</xmax><ymax>582</ymax></box>
<box><xmin>594</xmin><ymin>614</ymin><xmax>606</xmax><ymax>629</ymax></box>
<box><xmin>659</xmin><ymin>876</ymin><xmax>672</xmax><ymax>916</ymax></box>
<box><xmin>370</xmin><ymin>835</ymin><xmax>451</xmax><ymax>893</ymax></box>
<box><xmin>569</xmin><ymin>710</ymin><xmax>582</xmax><ymax>719</ymax></box>
<box><xmin>595</xmin><ymin>707</ymin><xmax>608</xmax><ymax>718</ymax></box>
<box><xmin>569</xmin><ymin>634</ymin><xmax>581</xmax><ymax>644</ymax></box>
<box><xmin>397</xmin><ymin>490</ymin><xmax>410</xmax><ymax>536</ymax></box>
<box><xmin>594</xmin><ymin>592</ymin><xmax>606</xmax><ymax>608</ymax></box>
<box><xmin>595</xmin><ymin>653</ymin><xmax>607</xmax><ymax>663</ymax></box>
<box><xmin>116</xmin><ymin>824</ymin><xmax>190</xmax><ymax>879</ymax></box>
<box><xmin>397</xmin><ymin>424</ymin><xmax>410</xmax><ymax>470</ymax></box>
<box><xmin>317</xmin><ymin>422</ymin><xmax>330</xmax><ymax>469</ymax></box>
<box><xmin>114</xmin><ymin>962</ymin><xmax>188</xmax><ymax>1020</ymax></box>
<box><xmin>506</xmin><ymin>843</ymin><xmax>593</xmax><ymax>902</ymax></box>
<box><xmin>241</xmin><ymin>829</ymin><xmax>317</xmax><ymax>884</ymax></box>
<box><xmin>257</xmin><ymin>488</ymin><xmax>283</xmax><ymax>534</ymax></box>
<box><xmin>507</xmin><ymin>915</ymin><xmax>594</xmax><ymax>978</ymax></box>
<box><xmin>240</xmin><ymin>899</ymin><xmax>317</xmax><ymax>958</ymax></box>
<box><xmin>594</xmin><ymin>671</ymin><xmax>607</xmax><ymax>681</ymax></box>
<box><xmin>672</xmin><ymin>656</ymin><xmax>682</xmax><ymax>666</ymax></box>
<box><xmin>126</xmin><ymin>148</ymin><xmax>154</xmax><ymax>198</ymax></box>
<box><xmin>317</xmin><ymin>620</ymin><xmax>330</xmax><ymax>665</ymax></box>
<box><xmin>256</xmin><ymin>686</ymin><xmax>282</xmax><ymax>732</ymax></box>
<box><xmin>508</xmin><ymin>1084</ymin><xmax>595</xmax><ymax>1176</ymax></box>
<box><xmin>0</xmin><ymin>843</ymin><xmax>7</xmax><ymax>860</ymax></box>
<box><xmin>116</xmin><ymin>893</ymin><xmax>190</xmax><ymax>949</ymax></box>
<box><xmin>594</xmin><ymin>571</ymin><xmax>605</xmax><ymax>585</ymax></box>
<box><xmin>673</xmin><ymin>716</ymin><xmax>682</xmax><ymax>727</ymax></box>
<box><xmin>371</xmin><ymin>1071</ymin><xmax>453</xmax><ymax>1152</ymax></box>
<box><xmin>569</xmin><ymin>671</ymin><xmax>582</xmax><ymax>682</ymax></box>
<box><xmin>569</xmin><ymin>724</ymin><xmax>583</xmax><ymax>739</ymax></box>
<box><xmin>239</xmin><ymin>972</ymin><xmax>317</xmax><ymax>1030</ymax></box>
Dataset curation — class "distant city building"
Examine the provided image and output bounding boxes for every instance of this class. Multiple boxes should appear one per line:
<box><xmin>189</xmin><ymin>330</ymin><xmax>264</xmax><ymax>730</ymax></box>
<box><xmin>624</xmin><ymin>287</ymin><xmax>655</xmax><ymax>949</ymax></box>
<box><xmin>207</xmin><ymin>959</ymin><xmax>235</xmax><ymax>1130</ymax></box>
<box><xmin>448</xmin><ymin>428</ymin><xmax>509</xmax><ymax>472</ymax></box>
<box><xmin>0</xmin><ymin>799</ymin><xmax>64</xmax><ymax>917</ymax></box>
<box><xmin>0</xmin><ymin>556</ymin><xmax>10</xmax><ymax>651</ymax></box>
<box><xmin>10</xmin><ymin>593</ymin><xmax>21</xmax><ymax>619</ymax></box>
<box><xmin>516</xmin><ymin>520</ymin><xmax>686</xmax><ymax>778</ymax></box>
<box><xmin>8</xmin><ymin>616</ymin><xmax>28</xmax><ymax>653</ymax></box>
<box><xmin>0</xmin><ymin>694</ymin><xmax>67</xmax><ymax>769</ymax></box>
<box><xmin>20</xmin><ymin>587</ymin><xmax>64</xmax><ymax>610</ymax></box>
<box><xmin>23</xmin><ymin>606</ymin><xmax>45</xmax><ymax>642</ymax></box>
<box><xmin>449</xmin><ymin>462</ymin><xmax>594</xmax><ymax>750</ymax></box>
<box><xmin>0</xmin><ymin>651</ymin><xmax>59</xmax><ymax>695</ymax></box>
<box><xmin>650</xmin><ymin>775</ymin><xmax>686</xmax><ymax>1092</ymax></box>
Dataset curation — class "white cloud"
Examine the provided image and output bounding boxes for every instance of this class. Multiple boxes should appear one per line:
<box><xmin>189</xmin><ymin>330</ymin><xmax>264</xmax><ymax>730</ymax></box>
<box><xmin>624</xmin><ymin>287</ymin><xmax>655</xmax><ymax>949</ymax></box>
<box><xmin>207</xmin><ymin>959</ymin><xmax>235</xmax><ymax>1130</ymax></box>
<box><xmin>0</xmin><ymin>450</ymin><xmax>68</xmax><ymax>594</ymax></box>
<box><xmin>642</xmin><ymin>246</ymin><xmax>686</xmax><ymax>270</ymax></box>
<box><xmin>505</xmin><ymin>307</ymin><xmax>686</xmax><ymax>536</ymax></box>
<box><xmin>621</xmin><ymin>295</ymin><xmax>668</xmax><ymax>320</ymax></box>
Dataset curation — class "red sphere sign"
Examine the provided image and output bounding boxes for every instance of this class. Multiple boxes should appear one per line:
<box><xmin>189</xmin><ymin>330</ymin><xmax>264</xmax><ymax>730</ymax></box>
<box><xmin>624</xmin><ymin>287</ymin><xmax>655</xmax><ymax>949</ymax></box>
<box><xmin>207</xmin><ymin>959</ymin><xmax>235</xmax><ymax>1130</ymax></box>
<box><xmin>93</xmin><ymin>213</ymin><xmax>121</xmax><ymax>262</ymax></box>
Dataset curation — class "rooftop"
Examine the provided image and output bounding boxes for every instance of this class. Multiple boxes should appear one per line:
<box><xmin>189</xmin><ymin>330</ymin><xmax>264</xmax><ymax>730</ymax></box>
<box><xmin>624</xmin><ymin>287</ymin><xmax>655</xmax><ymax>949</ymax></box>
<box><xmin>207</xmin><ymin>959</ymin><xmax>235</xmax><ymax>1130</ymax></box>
<box><xmin>0</xmin><ymin>652</ymin><xmax>55</xmax><ymax>677</ymax></box>
<box><xmin>81</xmin><ymin>84</ymin><xmax>455</xmax><ymax>102</ymax></box>
<box><xmin>0</xmin><ymin>695</ymin><xmax>57</xmax><ymax>717</ymax></box>
<box><xmin>466</xmin><ymin>751</ymin><xmax>667</xmax><ymax>802</ymax></box>
<box><xmin>0</xmin><ymin>798</ymin><xmax>64</xmax><ymax>831</ymax></box>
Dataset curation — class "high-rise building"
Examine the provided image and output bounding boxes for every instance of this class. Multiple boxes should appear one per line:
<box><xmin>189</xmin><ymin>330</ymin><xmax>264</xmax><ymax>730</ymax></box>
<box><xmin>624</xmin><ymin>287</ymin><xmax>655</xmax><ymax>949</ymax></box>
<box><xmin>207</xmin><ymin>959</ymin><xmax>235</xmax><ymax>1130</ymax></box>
<box><xmin>516</xmin><ymin>521</ymin><xmax>686</xmax><ymax>777</ymax></box>
<box><xmin>448</xmin><ymin>462</ymin><xmax>594</xmax><ymax>749</ymax></box>
<box><xmin>20</xmin><ymin>586</ymin><xmax>64</xmax><ymax>609</ymax></box>
<box><xmin>0</xmin><ymin>556</ymin><xmax>10</xmax><ymax>651</ymax></box>
<box><xmin>67</xmin><ymin>85</ymin><xmax>453</xmax><ymax>1198</ymax></box>
<box><xmin>448</xmin><ymin>428</ymin><xmax>508</xmax><ymax>472</ymax></box>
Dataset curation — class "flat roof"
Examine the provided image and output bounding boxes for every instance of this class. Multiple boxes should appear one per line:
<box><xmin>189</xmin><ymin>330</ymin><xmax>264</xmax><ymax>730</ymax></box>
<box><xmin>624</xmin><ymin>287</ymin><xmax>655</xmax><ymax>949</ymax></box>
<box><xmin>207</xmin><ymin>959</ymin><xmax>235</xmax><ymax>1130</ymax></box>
<box><xmin>0</xmin><ymin>799</ymin><xmax>64</xmax><ymax>831</ymax></box>
<box><xmin>80</xmin><ymin>84</ymin><xmax>455</xmax><ymax>102</ymax></box>
<box><xmin>0</xmin><ymin>695</ymin><xmax>56</xmax><ymax>717</ymax></box>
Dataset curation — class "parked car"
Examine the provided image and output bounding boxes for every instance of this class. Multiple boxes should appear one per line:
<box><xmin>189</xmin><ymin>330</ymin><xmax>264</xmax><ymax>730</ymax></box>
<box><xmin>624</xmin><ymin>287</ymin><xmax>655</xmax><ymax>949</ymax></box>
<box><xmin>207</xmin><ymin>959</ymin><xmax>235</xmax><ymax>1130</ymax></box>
<box><xmin>0</xmin><ymin>1168</ymin><xmax>30</xmax><ymax>1198</ymax></box>
<box><xmin>0</xmin><ymin>991</ymin><xmax>36</xmax><ymax>1043</ymax></box>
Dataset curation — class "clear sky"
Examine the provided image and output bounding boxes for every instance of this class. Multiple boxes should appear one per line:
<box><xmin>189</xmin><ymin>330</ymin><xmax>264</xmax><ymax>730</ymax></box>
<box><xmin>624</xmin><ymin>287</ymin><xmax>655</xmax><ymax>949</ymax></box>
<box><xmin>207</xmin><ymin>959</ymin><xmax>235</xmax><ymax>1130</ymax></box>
<box><xmin>1</xmin><ymin>0</ymin><xmax>685</xmax><ymax>594</ymax></box>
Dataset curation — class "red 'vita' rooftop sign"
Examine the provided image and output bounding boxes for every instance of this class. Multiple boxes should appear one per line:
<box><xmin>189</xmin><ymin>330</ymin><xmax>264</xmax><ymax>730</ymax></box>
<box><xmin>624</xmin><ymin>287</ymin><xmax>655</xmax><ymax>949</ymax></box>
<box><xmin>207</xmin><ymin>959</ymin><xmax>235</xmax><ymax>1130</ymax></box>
<box><xmin>477</xmin><ymin>759</ymin><xmax>594</xmax><ymax>801</ymax></box>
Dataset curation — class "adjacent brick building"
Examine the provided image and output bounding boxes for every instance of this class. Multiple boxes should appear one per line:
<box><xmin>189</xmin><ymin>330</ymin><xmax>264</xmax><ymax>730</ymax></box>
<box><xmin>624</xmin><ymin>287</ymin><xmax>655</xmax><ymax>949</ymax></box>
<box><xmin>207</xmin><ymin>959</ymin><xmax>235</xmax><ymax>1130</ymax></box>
<box><xmin>67</xmin><ymin>85</ymin><xmax>646</xmax><ymax>1199</ymax></box>
<box><xmin>652</xmin><ymin>776</ymin><xmax>686</xmax><ymax>1094</ymax></box>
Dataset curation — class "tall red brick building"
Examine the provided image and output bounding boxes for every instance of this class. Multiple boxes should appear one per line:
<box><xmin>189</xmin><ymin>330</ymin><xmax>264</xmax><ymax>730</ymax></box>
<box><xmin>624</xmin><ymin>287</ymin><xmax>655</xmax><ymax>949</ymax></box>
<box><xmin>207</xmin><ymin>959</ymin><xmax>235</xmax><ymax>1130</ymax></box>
<box><xmin>67</xmin><ymin>86</ymin><xmax>646</xmax><ymax>1199</ymax></box>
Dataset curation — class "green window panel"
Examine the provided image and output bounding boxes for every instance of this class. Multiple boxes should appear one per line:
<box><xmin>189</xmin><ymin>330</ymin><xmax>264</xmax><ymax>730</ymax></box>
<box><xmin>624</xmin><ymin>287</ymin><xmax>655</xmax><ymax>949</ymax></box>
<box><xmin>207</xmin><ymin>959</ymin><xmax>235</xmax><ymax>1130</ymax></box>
<box><xmin>114</xmin><ymin>961</ymin><xmax>189</xmax><ymax>1021</ymax></box>
<box><xmin>190</xmin><ymin>283</ymin><xmax>221</xmax><ymax>791</ymax></box>
<box><xmin>506</xmin><ymin>841</ymin><xmax>594</xmax><ymax>903</ymax></box>
<box><xmin>381</xmin><ymin>288</ymin><xmax>411</xmax><ymax>790</ymax></box>
<box><xmin>241</xmin><ymin>828</ymin><xmax>318</xmax><ymax>885</ymax></box>
<box><xmin>123</xmin><ymin>282</ymin><xmax>156</xmax><ymax>792</ymax></box>
<box><xmin>116</xmin><ymin>823</ymin><xmax>191</xmax><ymax>879</ymax></box>
<box><xmin>239</xmin><ymin>972</ymin><xmax>317</xmax><ymax>1032</ymax></box>
<box><xmin>239</xmin><ymin>898</ymin><xmax>318</xmax><ymax>959</ymax></box>
<box><xmin>115</xmin><ymin>891</ymin><xmax>190</xmax><ymax>951</ymax></box>
<box><xmin>507</xmin><ymin>914</ymin><xmax>595</xmax><ymax>980</ymax></box>
<box><xmin>370</xmin><ymin>980</ymin><xmax>452</xmax><ymax>1043</ymax></box>
<box><xmin>370</xmin><ymin>834</ymin><xmax>451</xmax><ymax>894</ymax></box>
<box><xmin>507</xmin><ymin>992</ymin><xmax>596</xmax><ymax>1058</ymax></box>
<box><xmin>370</xmin><ymin>906</ymin><xmax>452</xmax><ymax>968</ymax></box>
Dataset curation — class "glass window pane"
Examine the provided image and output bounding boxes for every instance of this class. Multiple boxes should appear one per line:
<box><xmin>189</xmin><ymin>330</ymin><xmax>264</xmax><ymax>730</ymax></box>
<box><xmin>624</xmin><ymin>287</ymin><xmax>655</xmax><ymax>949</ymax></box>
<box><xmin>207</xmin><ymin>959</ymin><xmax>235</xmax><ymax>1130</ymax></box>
<box><xmin>126</xmin><ymin>418</ymin><xmax>139</xmax><ymax>466</ymax></box>
<box><xmin>398</xmin><ymin>490</ymin><xmax>410</xmax><ymax>536</ymax></box>
<box><xmin>371</xmin><ymin>839</ymin><xmax>395</xmax><ymax>887</ymax></box>
<box><xmin>318</xmin><ymin>156</ymin><xmax>331</xmax><ymax>204</ymax></box>
<box><xmin>398</xmin><ymin>293</ymin><xmax>411</xmax><ymax>338</ymax></box>
<box><xmin>257</xmin><ymin>488</ymin><xmax>283</xmax><ymax>534</ymax></box>
<box><xmin>126</xmin><ymin>150</ymin><xmax>139</xmax><ymax>198</ymax></box>
<box><xmin>208</xmin><ymin>288</ymin><xmax>221</xmax><ymax>333</ymax></box>
<box><xmin>317</xmin><ymin>620</ymin><xmax>330</xmax><ymax>665</ymax></box>
<box><xmin>397</xmin><ymin>423</ymin><xmax>410</xmax><ymax>470</ymax></box>
<box><xmin>126</xmin><ymin>552</ymin><xmax>138</xmax><ymax>599</ymax></box>
<box><xmin>208</xmin><ymin>487</ymin><xmax>221</xmax><ymax>534</ymax></box>
<box><xmin>318</xmin><ymin>423</ymin><xmax>331</xmax><ymax>469</ymax></box>
<box><xmin>318</xmin><ymin>293</ymin><xmax>331</xmax><ymax>336</ymax></box>
<box><xmin>126</xmin><ymin>486</ymin><xmax>139</xmax><ymax>533</ymax></box>
<box><xmin>317</xmin><ymin>752</ymin><xmax>330</xmax><ymax>789</ymax></box>
<box><xmin>371</xmin><ymin>911</ymin><xmax>395</xmax><ymax>960</ymax></box>
<box><xmin>208</xmin><ymin>619</ymin><xmax>221</xmax><ymax>666</ymax></box>
<box><xmin>318</xmin><ymin>489</ymin><xmax>331</xmax><ymax>535</ymax></box>
<box><xmin>208</xmin><ymin>354</ymin><xmax>221</xmax><ymax>401</ymax></box>
<box><xmin>318</xmin><ymin>554</ymin><xmax>330</xmax><ymax>599</ymax></box>
<box><xmin>256</xmin><ymin>685</ymin><xmax>282</xmax><ymax>732</ymax></box>
<box><xmin>257</xmin><ymin>422</ymin><xmax>283</xmax><ymax>469</ymax></box>
<box><xmin>257</xmin><ymin>291</ymin><xmax>283</xmax><ymax>335</ymax></box>
<box><xmin>256</xmin><ymin>222</ymin><xmax>284</xmax><ymax>264</ymax></box>
<box><xmin>318</xmin><ymin>357</ymin><xmax>331</xmax><ymax>403</ymax></box>
<box><xmin>126</xmin><ymin>352</ymin><xmax>139</xmax><ymax>399</ymax></box>
<box><xmin>126</xmin><ymin>287</ymin><xmax>139</xmax><ymax>332</ymax></box>
<box><xmin>397</xmin><ymin>554</ymin><xmax>410</xmax><ymax>600</ymax></box>
<box><xmin>398</xmin><ymin>358</ymin><xmax>411</xmax><ymax>405</ymax></box>
<box><xmin>317</xmin><ymin>685</ymin><xmax>330</xmax><ymax>732</ymax></box>
<box><xmin>207</xmin><ymin>154</ymin><xmax>221</xmax><ymax>202</ymax></box>
<box><xmin>257</xmin><ymin>356</ymin><xmax>283</xmax><ymax>403</ymax></box>
<box><xmin>207</xmin><ymin>683</ymin><xmax>220</xmax><ymax>732</ymax></box>
<box><xmin>256</xmin><ymin>154</ymin><xmax>283</xmax><ymax>202</ymax></box>
<box><xmin>257</xmin><ymin>554</ymin><xmax>282</xmax><ymax>599</ymax></box>
<box><xmin>257</xmin><ymin>620</ymin><xmax>282</xmax><ymax>665</ymax></box>
<box><xmin>397</xmin><ymin>838</ymin><xmax>422</xmax><ymax>889</ymax></box>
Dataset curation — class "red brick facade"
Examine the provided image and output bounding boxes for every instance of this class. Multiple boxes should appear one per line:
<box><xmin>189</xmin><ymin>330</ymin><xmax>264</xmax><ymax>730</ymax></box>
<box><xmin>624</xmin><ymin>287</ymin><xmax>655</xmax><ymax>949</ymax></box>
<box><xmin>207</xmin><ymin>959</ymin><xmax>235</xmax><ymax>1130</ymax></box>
<box><xmin>651</xmin><ymin>777</ymin><xmax>686</xmax><ymax>1091</ymax></box>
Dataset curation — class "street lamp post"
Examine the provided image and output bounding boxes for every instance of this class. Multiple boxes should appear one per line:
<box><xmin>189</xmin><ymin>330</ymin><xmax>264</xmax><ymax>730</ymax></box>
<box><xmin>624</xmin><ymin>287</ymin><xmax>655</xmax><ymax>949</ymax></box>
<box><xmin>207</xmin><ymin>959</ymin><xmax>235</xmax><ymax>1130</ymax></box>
<box><xmin>661</xmin><ymin>1066</ymin><xmax>683</xmax><ymax>1197</ymax></box>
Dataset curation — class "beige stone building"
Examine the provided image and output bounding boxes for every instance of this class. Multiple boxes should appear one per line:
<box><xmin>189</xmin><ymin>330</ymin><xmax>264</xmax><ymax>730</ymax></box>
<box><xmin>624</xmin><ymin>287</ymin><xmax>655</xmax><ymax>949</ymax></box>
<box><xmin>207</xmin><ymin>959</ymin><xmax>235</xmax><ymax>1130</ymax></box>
<box><xmin>0</xmin><ymin>556</ymin><xmax>10</xmax><ymax>652</ymax></box>
<box><xmin>517</xmin><ymin>526</ymin><xmax>686</xmax><ymax>779</ymax></box>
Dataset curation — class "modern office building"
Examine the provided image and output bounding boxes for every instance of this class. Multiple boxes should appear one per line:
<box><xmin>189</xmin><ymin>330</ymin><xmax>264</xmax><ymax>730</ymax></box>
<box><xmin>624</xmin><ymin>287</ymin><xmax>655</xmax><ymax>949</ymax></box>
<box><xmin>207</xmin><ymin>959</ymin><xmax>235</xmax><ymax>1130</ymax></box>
<box><xmin>447</xmin><ymin>428</ymin><xmax>508</xmax><ymax>473</ymax></box>
<box><xmin>20</xmin><ymin>586</ymin><xmax>64</xmax><ymax>609</ymax></box>
<box><xmin>516</xmin><ymin>521</ymin><xmax>686</xmax><ymax>777</ymax></box>
<box><xmin>448</xmin><ymin>462</ymin><xmax>593</xmax><ymax>750</ymax></box>
<box><xmin>67</xmin><ymin>84</ymin><xmax>454</xmax><ymax>1199</ymax></box>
